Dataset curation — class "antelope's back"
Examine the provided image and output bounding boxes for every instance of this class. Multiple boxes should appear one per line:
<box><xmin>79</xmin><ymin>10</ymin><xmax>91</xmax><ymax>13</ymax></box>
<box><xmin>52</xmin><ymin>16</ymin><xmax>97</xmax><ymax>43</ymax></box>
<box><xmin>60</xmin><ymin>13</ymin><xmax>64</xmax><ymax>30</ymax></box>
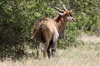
<box><xmin>31</xmin><ymin>17</ymin><xmax>57</xmax><ymax>42</ymax></box>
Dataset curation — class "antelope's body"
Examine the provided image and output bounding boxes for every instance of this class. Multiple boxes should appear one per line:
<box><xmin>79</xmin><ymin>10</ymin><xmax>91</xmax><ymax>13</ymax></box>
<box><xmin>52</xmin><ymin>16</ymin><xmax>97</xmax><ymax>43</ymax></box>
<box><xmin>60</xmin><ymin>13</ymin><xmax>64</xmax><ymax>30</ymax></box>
<box><xmin>32</xmin><ymin>18</ymin><xmax>59</xmax><ymax>43</ymax></box>
<box><xmin>30</xmin><ymin>5</ymin><xmax>76</xmax><ymax>58</ymax></box>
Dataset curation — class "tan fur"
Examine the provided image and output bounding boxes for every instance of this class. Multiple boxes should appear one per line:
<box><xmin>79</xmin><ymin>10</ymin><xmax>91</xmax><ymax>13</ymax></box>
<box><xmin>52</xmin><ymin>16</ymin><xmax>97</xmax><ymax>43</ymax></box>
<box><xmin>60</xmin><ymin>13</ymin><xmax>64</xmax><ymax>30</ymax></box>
<box><xmin>32</xmin><ymin>18</ymin><xmax>58</xmax><ymax>42</ymax></box>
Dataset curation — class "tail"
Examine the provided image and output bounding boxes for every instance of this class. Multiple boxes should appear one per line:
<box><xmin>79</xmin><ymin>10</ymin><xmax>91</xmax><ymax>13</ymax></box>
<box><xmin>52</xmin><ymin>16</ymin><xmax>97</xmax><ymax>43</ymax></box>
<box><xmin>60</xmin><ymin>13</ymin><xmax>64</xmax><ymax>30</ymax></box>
<box><xmin>28</xmin><ymin>30</ymin><xmax>37</xmax><ymax>42</ymax></box>
<box><xmin>28</xmin><ymin>36</ymin><xmax>33</xmax><ymax>42</ymax></box>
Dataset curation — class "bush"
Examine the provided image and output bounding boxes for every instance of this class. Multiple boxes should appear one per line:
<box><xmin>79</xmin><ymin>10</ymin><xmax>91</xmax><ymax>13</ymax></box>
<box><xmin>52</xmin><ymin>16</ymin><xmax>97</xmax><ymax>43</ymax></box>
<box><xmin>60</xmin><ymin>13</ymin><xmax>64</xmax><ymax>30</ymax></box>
<box><xmin>0</xmin><ymin>0</ymin><xmax>99</xmax><ymax>59</ymax></box>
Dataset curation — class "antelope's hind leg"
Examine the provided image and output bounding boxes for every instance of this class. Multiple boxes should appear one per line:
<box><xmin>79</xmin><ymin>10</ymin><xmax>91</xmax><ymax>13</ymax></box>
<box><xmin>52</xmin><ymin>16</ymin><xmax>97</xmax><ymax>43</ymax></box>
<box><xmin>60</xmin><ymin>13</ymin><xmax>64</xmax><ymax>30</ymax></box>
<box><xmin>47</xmin><ymin>43</ymin><xmax>51</xmax><ymax>58</ymax></box>
<box><xmin>43</xmin><ymin>41</ymin><xmax>50</xmax><ymax>59</ymax></box>
<box><xmin>36</xmin><ymin>42</ymin><xmax>43</xmax><ymax>59</ymax></box>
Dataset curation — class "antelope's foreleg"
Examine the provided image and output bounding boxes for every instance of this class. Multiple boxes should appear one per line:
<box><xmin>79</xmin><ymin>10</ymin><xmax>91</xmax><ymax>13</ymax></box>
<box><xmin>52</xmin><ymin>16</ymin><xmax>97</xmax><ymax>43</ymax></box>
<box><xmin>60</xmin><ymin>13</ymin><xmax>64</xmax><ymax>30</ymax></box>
<box><xmin>51</xmin><ymin>41</ymin><xmax>57</xmax><ymax>57</ymax></box>
<box><xmin>51</xmin><ymin>32</ymin><xmax>59</xmax><ymax>57</ymax></box>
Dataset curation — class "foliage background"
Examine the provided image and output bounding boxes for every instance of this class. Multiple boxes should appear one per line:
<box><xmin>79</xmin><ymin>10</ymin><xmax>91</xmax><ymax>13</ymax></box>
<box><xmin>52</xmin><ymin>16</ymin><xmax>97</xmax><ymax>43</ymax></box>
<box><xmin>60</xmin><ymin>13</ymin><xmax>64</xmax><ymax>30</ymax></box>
<box><xmin>0</xmin><ymin>0</ymin><xmax>100</xmax><ymax>59</ymax></box>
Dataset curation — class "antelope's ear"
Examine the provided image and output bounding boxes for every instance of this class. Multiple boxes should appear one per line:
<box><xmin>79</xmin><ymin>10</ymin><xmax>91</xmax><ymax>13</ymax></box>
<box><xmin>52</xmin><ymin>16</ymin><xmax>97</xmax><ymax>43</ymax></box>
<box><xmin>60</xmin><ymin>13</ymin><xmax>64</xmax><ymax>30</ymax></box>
<box><xmin>70</xmin><ymin>9</ymin><xmax>73</xmax><ymax>13</ymax></box>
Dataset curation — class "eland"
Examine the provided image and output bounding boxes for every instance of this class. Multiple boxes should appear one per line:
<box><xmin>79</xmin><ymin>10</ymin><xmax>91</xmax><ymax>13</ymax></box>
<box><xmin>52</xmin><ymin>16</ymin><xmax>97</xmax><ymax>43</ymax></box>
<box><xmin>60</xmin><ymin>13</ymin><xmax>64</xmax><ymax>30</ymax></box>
<box><xmin>30</xmin><ymin>5</ymin><xmax>76</xmax><ymax>58</ymax></box>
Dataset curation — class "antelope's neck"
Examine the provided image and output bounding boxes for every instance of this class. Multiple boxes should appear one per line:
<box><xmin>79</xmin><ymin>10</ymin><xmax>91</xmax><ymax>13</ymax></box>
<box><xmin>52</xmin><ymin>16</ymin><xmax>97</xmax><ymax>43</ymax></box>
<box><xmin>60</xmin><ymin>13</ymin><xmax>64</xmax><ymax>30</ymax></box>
<box><xmin>55</xmin><ymin>17</ymin><xmax>67</xmax><ymax>33</ymax></box>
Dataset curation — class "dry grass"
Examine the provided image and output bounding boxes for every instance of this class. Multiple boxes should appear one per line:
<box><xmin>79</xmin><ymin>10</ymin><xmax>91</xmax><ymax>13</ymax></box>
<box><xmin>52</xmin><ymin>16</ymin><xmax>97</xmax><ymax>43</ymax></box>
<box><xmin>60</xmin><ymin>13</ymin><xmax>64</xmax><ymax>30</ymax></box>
<box><xmin>77</xmin><ymin>33</ymin><xmax>100</xmax><ymax>44</ymax></box>
<box><xmin>0</xmin><ymin>34</ymin><xmax>100</xmax><ymax>66</ymax></box>
<box><xmin>0</xmin><ymin>44</ymin><xmax>100</xmax><ymax>66</ymax></box>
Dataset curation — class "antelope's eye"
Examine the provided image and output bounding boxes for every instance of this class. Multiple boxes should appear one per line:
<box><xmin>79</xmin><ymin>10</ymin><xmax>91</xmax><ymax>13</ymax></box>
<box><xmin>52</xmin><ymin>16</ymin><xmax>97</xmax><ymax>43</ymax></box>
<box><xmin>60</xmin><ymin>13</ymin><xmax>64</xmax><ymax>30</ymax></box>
<box><xmin>69</xmin><ymin>12</ymin><xmax>73</xmax><ymax>16</ymax></box>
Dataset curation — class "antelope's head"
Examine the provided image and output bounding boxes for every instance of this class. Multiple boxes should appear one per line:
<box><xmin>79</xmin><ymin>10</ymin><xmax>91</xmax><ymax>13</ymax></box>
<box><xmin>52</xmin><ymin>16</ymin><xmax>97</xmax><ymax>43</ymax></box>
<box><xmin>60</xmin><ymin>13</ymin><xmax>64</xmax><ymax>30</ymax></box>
<box><xmin>54</xmin><ymin>5</ymin><xmax>76</xmax><ymax>22</ymax></box>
